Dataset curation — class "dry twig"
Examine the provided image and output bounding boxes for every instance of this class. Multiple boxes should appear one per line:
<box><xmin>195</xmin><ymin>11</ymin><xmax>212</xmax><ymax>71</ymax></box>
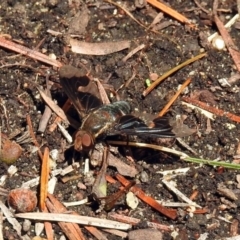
<box><xmin>146</xmin><ymin>0</ymin><xmax>195</xmax><ymax>27</ymax></box>
<box><xmin>213</xmin><ymin>1</ymin><xmax>240</xmax><ymax>72</ymax></box>
<box><xmin>116</xmin><ymin>174</ymin><xmax>178</xmax><ymax>219</ymax></box>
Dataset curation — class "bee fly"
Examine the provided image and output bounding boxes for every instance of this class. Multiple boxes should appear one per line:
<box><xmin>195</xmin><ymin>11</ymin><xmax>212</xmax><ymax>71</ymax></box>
<box><xmin>59</xmin><ymin>65</ymin><xmax>174</xmax><ymax>153</ymax></box>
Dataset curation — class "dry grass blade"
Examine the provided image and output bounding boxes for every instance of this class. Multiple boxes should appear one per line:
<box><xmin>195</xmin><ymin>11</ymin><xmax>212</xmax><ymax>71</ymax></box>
<box><xmin>158</xmin><ymin>78</ymin><xmax>191</xmax><ymax>116</ymax></box>
<box><xmin>146</xmin><ymin>0</ymin><xmax>194</xmax><ymax>26</ymax></box>
<box><xmin>107</xmin><ymin>140</ymin><xmax>189</xmax><ymax>158</ymax></box>
<box><xmin>15</xmin><ymin>212</ymin><xmax>132</xmax><ymax>230</ymax></box>
<box><xmin>40</xmin><ymin>147</ymin><xmax>50</xmax><ymax>211</ymax></box>
<box><xmin>143</xmin><ymin>52</ymin><xmax>206</xmax><ymax>96</ymax></box>
<box><xmin>49</xmin><ymin>99</ymin><xmax>72</xmax><ymax>132</ymax></box>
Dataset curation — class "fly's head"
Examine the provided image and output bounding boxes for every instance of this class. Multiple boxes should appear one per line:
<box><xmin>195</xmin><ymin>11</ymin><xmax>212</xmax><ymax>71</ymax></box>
<box><xmin>74</xmin><ymin>130</ymin><xmax>94</xmax><ymax>152</ymax></box>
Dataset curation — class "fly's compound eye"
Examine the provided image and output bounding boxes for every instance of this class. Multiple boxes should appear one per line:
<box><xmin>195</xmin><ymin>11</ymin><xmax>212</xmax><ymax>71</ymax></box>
<box><xmin>81</xmin><ymin>133</ymin><xmax>93</xmax><ymax>148</ymax></box>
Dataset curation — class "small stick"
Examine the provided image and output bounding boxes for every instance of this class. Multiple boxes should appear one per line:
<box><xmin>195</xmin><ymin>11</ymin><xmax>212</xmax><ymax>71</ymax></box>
<box><xmin>143</xmin><ymin>52</ymin><xmax>206</xmax><ymax>96</ymax></box>
<box><xmin>26</xmin><ymin>115</ymin><xmax>43</xmax><ymax>160</ymax></box>
<box><xmin>38</xmin><ymin>80</ymin><xmax>53</xmax><ymax>133</ymax></box>
<box><xmin>104</xmin><ymin>0</ymin><xmax>148</xmax><ymax>30</ymax></box>
<box><xmin>0</xmin><ymin>37</ymin><xmax>62</xmax><ymax>68</ymax></box>
<box><xmin>182</xmin><ymin>97</ymin><xmax>240</xmax><ymax>123</ymax></box>
<box><xmin>158</xmin><ymin>78</ymin><xmax>191</xmax><ymax>116</ymax></box>
<box><xmin>106</xmin><ymin>174</ymin><xmax>117</xmax><ymax>184</ymax></box>
<box><xmin>189</xmin><ymin>190</ymin><xmax>199</xmax><ymax>201</ymax></box>
<box><xmin>38</xmin><ymin>106</ymin><xmax>52</xmax><ymax>133</ymax></box>
<box><xmin>37</xmin><ymin>87</ymin><xmax>69</xmax><ymax>124</ymax></box>
<box><xmin>194</xmin><ymin>0</ymin><xmax>209</xmax><ymax>14</ymax></box>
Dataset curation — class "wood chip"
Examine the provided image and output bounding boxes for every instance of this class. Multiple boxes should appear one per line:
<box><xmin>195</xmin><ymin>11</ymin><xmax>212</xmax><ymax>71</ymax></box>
<box><xmin>70</xmin><ymin>39</ymin><xmax>131</xmax><ymax>55</ymax></box>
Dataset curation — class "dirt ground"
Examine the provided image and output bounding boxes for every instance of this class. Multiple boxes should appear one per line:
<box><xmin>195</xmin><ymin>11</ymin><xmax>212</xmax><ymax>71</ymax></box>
<box><xmin>1</xmin><ymin>0</ymin><xmax>240</xmax><ymax>239</ymax></box>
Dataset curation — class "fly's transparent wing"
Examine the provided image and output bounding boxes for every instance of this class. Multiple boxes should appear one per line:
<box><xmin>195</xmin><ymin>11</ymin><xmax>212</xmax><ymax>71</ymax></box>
<box><xmin>59</xmin><ymin>65</ymin><xmax>102</xmax><ymax>118</ymax></box>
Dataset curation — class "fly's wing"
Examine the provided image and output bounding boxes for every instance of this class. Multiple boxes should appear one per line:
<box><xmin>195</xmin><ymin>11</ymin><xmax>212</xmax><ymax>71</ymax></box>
<box><xmin>59</xmin><ymin>65</ymin><xmax>103</xmax><ymax>118</ymax></box>
<box><xmin>114</xmin><ymin>115</ymin><xmax>175</xmax><ymax>138</ymax></box>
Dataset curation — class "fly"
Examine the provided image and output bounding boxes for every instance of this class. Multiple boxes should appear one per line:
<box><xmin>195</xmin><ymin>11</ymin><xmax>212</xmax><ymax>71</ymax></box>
<box><xmin>59</xmin><ymin>65</ymin><xmax>175</xmax><ymax>153</ymax></box>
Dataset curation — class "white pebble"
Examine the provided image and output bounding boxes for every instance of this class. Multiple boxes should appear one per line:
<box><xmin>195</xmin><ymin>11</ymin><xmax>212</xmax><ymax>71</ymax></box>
<box><xmin>126</xmin><ymin>192</ymin><xmax>139</xmax><ymax>209</ymax></box>
<box><xmin>212</xmin><ymin>35</ymin><xmax>225</xmax><ymax>50</ymax></box>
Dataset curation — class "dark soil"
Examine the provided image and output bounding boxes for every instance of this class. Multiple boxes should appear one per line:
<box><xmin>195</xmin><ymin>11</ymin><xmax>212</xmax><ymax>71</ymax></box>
<box><xmin>1</xmin><ymin>0</ymin><xmax>240</xmax><ymax>239</ymax></box>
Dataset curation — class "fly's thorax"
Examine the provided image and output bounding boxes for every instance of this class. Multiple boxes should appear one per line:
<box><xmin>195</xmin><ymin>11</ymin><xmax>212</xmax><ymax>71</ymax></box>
<box><xmin>80</xmin><ymin>101</ymin><xmax>131</xmax><ymax>140</ymax></box>
<box><xmin>111</xmin><ymin>101</ymin><xmax>131</xmax><ymax>115</ymax></box>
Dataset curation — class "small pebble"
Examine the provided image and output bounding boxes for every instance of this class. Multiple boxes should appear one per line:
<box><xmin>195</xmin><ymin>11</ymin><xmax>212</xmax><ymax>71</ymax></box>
<box><xmin>140</xmin><ymin>171</ymin><xmax>149</xmax><ymax>183</ymax></box>
<box><xmin>35</xmin><ymin>222</ymin><xmax>44</xmax><ymax>236</ymax></box>
<box><xmin>126</xmin><ymin>192</ymin><xmax>139</xmax><ymax>209</ymax></box>
<box><xmin>0</xmin><ymin>134</ymin><xmax>22</xmax><ymax>164</ymax></box>
<box><xmin>22</xmin><ymin>219</ymin><xmax>31</xmax><ymax>232</ymax></box>
<box><xmin>8</xmin><ymin>188</ymin><xmax>37</xmax><ymax>212</ymax></box>
<box><xmin>49</xmin><ymin>149</ymin><xmax>59</xmax><ymax>161</ymax></box>
<box><xmin>77</xmin><ymin>182</ymin><xmax>87</xmax><ymax>190</ymax></box>
<box><xmin>212</xmin><ymin>35</ymin><xmax>225</xmax><ymax>50</ymax></box>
